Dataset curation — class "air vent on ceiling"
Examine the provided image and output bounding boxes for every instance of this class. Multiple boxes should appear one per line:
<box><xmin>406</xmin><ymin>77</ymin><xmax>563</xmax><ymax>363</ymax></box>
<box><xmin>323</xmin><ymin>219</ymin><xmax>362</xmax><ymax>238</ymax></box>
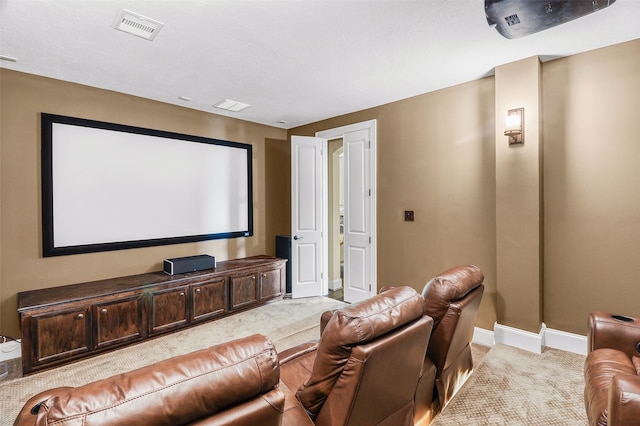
<box><xmin>214</xmin><ymin>99</ymin><xmax>251</xmax><ymax>113</ymax></box>
<box><xmin>113</xmin><ymin>9</ymin><xmax>164</xmax><ymax>41</ymax></box>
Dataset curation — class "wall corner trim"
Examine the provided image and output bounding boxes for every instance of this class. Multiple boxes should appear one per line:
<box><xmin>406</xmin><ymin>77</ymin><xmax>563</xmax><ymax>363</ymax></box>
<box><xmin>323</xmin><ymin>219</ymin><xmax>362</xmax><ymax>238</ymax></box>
<box><xmin>484</xmin><ymin>322</ymin><xmax>587</xmax><ymax>356</ymax></box>
<box><xmin>494</xmin><ymin>322</ymin><xmax>545</xmax><ymax>354</ymax></box>
<box><xmin>472</xmin><ymin>327</ymin><xmax>495</xmax><ymax>347</ymax></box>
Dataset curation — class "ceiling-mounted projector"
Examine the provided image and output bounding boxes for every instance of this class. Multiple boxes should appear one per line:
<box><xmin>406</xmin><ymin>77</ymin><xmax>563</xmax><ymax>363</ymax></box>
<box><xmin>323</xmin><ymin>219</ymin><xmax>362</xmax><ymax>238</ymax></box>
<box><xmin>485</xmin><ymin>0</ymin><xmax>616</xmax><ymax>39</ymax></box>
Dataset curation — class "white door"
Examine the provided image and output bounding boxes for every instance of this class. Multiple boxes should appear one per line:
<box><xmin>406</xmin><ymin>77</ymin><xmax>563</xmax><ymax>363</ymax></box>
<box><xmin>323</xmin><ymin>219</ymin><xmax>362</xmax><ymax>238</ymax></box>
<box><xmin>317</xmin><ymin>120</ymin><xmax>376</xmax><ymax>304</ymax></box>
<box><xmin>291</xmin><ymin>136</ymin><xmax>324</xmax><ymax>298</ymax></box>
<box><xmin>342</xmin><ymin>128</ymin><xmax>372</xmax><ymax>303</ymax></box>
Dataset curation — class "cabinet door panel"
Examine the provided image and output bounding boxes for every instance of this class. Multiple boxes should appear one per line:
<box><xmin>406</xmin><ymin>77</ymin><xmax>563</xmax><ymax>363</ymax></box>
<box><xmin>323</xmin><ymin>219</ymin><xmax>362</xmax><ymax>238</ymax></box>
<box><xmin>94</xmin><ymin>295</ymin><xmax>145</xmax><ymax>349</ymax></box>
<box><xmin>229</xmin><ymin>273</ymin><xmax>258</xmax><ymax>310</ymax></box>
<box><xmin>260</xmin><ymin>268</ymin><xmax>284</xmax><ymax>301</ymax></box>
<box><xmin>150</xmin><ymin>286</ymin><xmax>188</xmax><ymax>334</ymax></box>
<box><xmin>192</xmin><ymin>277</ymin><xmax>227</xmax><ymax>322</ymax></box>
<box><xmin>31</xmin><ymin>308</ymin><xmax>91</xmax><ymax>365</ymax></box>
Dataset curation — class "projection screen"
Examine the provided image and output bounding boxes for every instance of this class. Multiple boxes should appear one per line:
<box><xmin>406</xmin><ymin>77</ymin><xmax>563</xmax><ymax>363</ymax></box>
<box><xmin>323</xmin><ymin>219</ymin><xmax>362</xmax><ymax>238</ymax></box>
<box><xmin>41</xmin><ymin>113</ymin><xmax>253</xmax><ymax>257</ymax></box>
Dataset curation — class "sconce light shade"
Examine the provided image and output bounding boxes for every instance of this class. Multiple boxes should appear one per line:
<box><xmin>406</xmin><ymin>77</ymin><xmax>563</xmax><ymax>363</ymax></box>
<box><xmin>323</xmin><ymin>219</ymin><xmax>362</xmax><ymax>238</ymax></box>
<box><xmin>504</xmin><ymin>108</ymin><xmax>524</xmax><ymax>145</ymax></box>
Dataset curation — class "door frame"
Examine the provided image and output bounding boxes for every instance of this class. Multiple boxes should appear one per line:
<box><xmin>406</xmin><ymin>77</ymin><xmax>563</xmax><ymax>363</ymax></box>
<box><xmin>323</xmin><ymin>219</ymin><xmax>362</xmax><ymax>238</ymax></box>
<box><xmin>316</xmin><ymin>119</ymin><xmax>377</xmax><ymax>300</ymax></box>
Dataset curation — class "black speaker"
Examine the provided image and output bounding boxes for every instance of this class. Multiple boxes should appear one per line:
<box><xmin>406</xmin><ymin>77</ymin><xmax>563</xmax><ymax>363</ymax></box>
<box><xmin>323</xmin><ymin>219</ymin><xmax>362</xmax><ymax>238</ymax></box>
<box><xmin>163</xmin><ymin>254</ymin><xmax>216</xmax><ymax>275</ymax></box>
<box><xmin>275</xmin><ymin>235</ymin><xmax>292</xmax><ymax>295</ymax></box>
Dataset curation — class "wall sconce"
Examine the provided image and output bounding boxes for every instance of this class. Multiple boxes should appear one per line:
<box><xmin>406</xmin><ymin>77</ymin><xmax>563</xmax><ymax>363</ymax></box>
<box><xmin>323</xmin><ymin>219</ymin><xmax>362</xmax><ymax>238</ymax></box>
<box><xmin>504</xmin><ymin>108</ymin><xmax>524</xmax><ymax>145</ymax></box>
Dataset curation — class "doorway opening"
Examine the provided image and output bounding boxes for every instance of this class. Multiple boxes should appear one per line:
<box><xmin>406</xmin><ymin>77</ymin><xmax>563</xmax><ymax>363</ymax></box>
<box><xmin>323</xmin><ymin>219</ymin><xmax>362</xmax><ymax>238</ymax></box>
<box><xmin>327</xmin><ymin>142</ymin><xmax>344</xmax><ymax>302</ymax></box>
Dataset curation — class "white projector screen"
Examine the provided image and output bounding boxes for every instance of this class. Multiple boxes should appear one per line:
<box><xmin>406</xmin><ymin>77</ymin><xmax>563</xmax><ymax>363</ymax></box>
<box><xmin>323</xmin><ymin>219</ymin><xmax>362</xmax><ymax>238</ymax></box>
<box><xmin>41</xmin><ymin>113</ymin><xmax>253</xmax><ymax>257</ymax></box>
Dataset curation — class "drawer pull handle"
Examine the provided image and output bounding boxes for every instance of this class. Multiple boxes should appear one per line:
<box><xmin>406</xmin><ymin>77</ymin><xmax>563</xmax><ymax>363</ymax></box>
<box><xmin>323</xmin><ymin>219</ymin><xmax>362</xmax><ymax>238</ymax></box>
<box><xmin>77</xmin><ymin>314</ymin><xmax>84</xmax><ymax>319</ymax></box>
<box><xmin>180</xmin><ymin>292</ymin><xmax>185</xmax><ymax>297</ymax></box>
<box><xmin>262</xmin><ymin>273</ymin><xmax>266</xmax><ymax>277</ymax></box>
<box><xmin>195</xmin><ymin>288</ymin><xmax>201</xmax><ymax>293</ymax></box>
<box><xmin>101</xmin><ymin>309</ymin><xmax>107</xmax><ymax>314</ymax></box>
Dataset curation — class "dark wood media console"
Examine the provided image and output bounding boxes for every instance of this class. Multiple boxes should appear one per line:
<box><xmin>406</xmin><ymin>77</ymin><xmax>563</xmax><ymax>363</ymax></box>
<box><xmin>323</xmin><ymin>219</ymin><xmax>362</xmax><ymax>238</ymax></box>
<box><xmin>18</xmin><ymin>255</ymin><xmax>286</xmax><ymax>374</ymax></box>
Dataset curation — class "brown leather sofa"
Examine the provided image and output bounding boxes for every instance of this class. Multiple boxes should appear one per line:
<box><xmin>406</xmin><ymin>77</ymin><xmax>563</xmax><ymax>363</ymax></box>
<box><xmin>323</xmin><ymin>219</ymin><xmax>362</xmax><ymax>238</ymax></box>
<box><xmin>14</xmin><ymin>334</ymin><xmax>284</xmax><ymax>426</ymax></box>
<box><xmin>584</xmin><ymin>311</ymin><xmax>640</xmax><ymax>426</ymax></box>
<box><xmin>278</xmin><ymin>286</ymin><xmax>433</xmax><ymax>426</ymax></box>
<box><xmin>419</xmin><ymin>264</ymin><xmax>485</xmax><ymax>408</ymax></box>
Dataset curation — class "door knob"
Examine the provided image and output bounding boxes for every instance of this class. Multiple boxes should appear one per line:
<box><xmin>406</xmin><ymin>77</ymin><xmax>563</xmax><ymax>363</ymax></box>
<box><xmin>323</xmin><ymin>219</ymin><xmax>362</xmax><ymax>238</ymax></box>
<box><xmin>293</xmin><ymin>235</ymin><xmax>303</xmax><ymax>240</ymax></box>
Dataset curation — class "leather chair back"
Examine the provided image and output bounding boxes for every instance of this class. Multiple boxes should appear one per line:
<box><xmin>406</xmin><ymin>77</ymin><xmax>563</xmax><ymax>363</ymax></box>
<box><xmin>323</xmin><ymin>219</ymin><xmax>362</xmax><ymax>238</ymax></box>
<box><xmin>295</xmin><ymin>286</ymin><xmax>433</xmax><ymax>426</ymax></box>
<box><xmin>14</xmin><ymin>334</ymin><xmax>284</xmax><ymax>426</ymax></box>
<box><xmin>422</xmin><ymin>264</ymin><xmax>484</xmax><ymax>406</ymax></box>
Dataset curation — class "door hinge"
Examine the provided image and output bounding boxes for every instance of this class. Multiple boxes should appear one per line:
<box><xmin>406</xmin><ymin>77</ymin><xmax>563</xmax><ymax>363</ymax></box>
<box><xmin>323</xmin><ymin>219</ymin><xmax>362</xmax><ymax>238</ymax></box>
<box><xmin>368</xmin><ymin>236</ymin><xmax>371</xmax><ymax>244</ymax></box>
<box><xmin>368</xmin><ymin>188</ymin><xmax>371</xmax><ymax>196</ymax></box>
<box><xmin>368</xmin><ymin>140</ymin><xmax>371</xmax><ymax>149</ymax></box>
<box><xmin>369</xmin><ymin>284</ymin><xmax>372</xmax><ymax>292</ymax></box>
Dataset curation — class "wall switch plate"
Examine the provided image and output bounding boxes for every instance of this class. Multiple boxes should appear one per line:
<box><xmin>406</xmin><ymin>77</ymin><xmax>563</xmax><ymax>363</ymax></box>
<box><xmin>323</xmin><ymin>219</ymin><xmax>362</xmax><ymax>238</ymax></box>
<box><xmin>404</xmin><ymin>210</ymin><xmax>414</xmax><ymax>221</ymax></box>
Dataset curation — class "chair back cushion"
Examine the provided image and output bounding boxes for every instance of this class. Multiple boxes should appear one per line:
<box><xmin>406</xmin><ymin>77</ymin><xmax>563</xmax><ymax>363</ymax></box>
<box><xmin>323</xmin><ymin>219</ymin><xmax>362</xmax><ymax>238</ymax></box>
<box><xmin>316</xmin><ymin>316</ymin><xmax>433</xmax><ymax>426</ymax></box>
<box><xmin>296</xmin><ymin>286</ymin><xmax>425</xmax><ymax>418</ymax></box>
<box><xmin>421</xmin><ymin>265</ymin><xmax>484</xmax><ymax>405</ymax></box>
<box><xmin>16</xmin><ymin>334</ymin><xmax>283</xmax><ymax>426</ymax></box>
<box><xmin>422</xmin><ymin>264</ymin><xmax>484</xmax><ymax>329</ymax></box>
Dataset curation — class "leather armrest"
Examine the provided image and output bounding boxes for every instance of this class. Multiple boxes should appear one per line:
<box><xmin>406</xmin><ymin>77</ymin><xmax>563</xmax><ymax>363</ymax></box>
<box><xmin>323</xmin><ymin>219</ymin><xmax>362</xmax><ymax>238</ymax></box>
<box><xmin>278</xmin><ymin>341</ymin><xmax>319</xmax><ymax>365</ymax></box>
<box><xmin>279</xmin><ymin>379</ymin><xmax>314</xmax><ymax>426</ymax></box>
<box><xmin>320</xmin><ymin>310</ymin><xmax>334</xmax><ymax>335</ymax></box>
<box><xmin>608</xmin><ymin>374</ymin><xmax>640</xmax><ymax>426</ymax></box>
<box><xmin>588</xmin><ymin>312</ymin><xmax>640</xmax><ymax>358</ymax></box>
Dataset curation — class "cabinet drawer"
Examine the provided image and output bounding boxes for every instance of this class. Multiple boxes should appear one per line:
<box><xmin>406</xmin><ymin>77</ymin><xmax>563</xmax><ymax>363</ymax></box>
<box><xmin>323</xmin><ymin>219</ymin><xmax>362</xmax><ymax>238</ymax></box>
<box><xmin>150</xmin><ymin>286</ymin><xmax>188</xmax><ymax>334</ymax></box>
<box><xmin>229</xmin><ymin>273</ymin><xmax>259</xmax><ymax>310</ymax></box>
<box><xmin>192</xmin><ymin>277</ymin><xmax>228</xmax><ymax>322</ymax></box>
<box><xmin>94</xmin><ymin>295</ymin><xmax>146</xmax><ymax>349</ymax></box>
<box><xmin>30</xmin><ymin>307</ymin><xmax>91</xmax><ymax>366</ymax></box>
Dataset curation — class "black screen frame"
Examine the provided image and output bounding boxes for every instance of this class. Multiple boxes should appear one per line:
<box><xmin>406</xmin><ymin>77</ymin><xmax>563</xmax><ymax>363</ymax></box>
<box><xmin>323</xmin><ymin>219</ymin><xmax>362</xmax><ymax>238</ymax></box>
<box><xmin>41</xmin><ymin>113</ymin><xmax>253</xmax><ymax>257</ymax></box>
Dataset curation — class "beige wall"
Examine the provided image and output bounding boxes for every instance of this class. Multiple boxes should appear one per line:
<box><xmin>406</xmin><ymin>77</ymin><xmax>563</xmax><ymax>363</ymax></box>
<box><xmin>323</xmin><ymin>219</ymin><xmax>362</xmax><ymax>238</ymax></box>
<box><xmin>542</xmin><ymin>39</ymin><xmax>640</xmax><ymax>334</ymax></box>
<box><xmin>264</xmin><ymin>137</ymin><xmax>291</xmax><ymax>256</ymax></box>
<box><xmin>495</xmin><ymin>57</ymin><xmax>543</xmax><ymax>333</ymax></box>
<box><xmin>290</xmin><ymin>78</ymin><xmax>498</xmax><ymax>330</ymax></box>
<box><xmin>0</xmin><ymin>70</ymin><xmax>286</xmax><ymax>337</ymax></box>
<box><xmin>3</xmin><ymin>38</ymin><xmax>639</xmax><ymax>339</ymax></box>
<box><xmin>289</xmin><ymin>38</ymin><xmax>640</xmax><ymax>335</ymax></box>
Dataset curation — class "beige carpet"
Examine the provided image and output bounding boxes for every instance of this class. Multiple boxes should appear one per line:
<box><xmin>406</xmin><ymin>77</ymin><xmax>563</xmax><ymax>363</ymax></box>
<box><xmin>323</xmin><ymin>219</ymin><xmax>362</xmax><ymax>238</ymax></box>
<box><xmin>0</xmin><ymin>296</ymin><xmax>347</xmax><ymax>425</ymax></box>
<box><xmin>432</xmin><ymin>343</ymin><xmax>588</xmax><ymax>425</ymax></box>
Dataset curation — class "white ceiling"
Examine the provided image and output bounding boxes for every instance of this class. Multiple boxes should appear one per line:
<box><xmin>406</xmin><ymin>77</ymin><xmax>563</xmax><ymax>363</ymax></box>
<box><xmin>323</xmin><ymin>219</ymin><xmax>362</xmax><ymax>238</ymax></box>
<box><xmin>2</xmin><ymin>0</ymin><xmax>640</xmax><ymax>129</ymax></box>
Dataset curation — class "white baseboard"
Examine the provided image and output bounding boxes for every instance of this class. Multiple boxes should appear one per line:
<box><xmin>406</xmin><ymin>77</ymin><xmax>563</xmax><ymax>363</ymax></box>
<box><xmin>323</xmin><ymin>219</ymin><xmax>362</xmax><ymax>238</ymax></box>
<box><xmin>475</xmin><ymin>323</ymin><xmax>587</xmax><ymax>356</ymax></box>
<box><xmin>544</xmin><ymin>327</ymin><xmax>587</xmax><ymax>356</ymax></box>
<box><xmin>494</xmin><ymin>322</ymin><xmax>545</xmax><ymax>354</ymax></box>
<box><xmin>328</xmin><ymin>279</ymin><xmax>342</xmax><ymax>291</ymax></box>
<box><xmin>472</xmin><ymin>327</ymin><xmax>494</xmax><ymax>347</ymax></box>
<box><xmin>0</xmin><ymin>340</ymin><xmax>21</xmax><ymax>361</ymax></box>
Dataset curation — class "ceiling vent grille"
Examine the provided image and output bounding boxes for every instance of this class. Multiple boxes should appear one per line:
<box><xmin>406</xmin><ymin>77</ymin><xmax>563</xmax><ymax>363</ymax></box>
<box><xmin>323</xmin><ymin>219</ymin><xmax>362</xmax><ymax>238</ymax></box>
<box><xmin>113</xmin><ymin>9</ymin><xmax>164</xmax><ymax>41</ymax></box>
<box><xmin>214</xmin><ymin>99</ymin><xmax>251</xmax><ymax>113</ymax></box>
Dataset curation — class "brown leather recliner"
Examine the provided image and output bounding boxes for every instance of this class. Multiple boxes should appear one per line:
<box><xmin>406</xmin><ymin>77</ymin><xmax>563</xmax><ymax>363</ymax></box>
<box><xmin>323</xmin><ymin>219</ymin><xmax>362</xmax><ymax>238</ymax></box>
<box><xmin>417</xmin><ymin>264</ymin><xmax>485</xmax><ymax>409</ymax></box>
<box><xmin>584</xmin><ymin>311</ymin><xmax>640</xmax><ymax>426</ymax></box>
<box><xmin>278</xmin><ymin>286</ymin><xmax>434</xmax><ymax>426</ymax></box>
<box><xmin>14</xmin><ymin>334</ymin><xmax>284</xmax><ymax>426</ymax></box>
